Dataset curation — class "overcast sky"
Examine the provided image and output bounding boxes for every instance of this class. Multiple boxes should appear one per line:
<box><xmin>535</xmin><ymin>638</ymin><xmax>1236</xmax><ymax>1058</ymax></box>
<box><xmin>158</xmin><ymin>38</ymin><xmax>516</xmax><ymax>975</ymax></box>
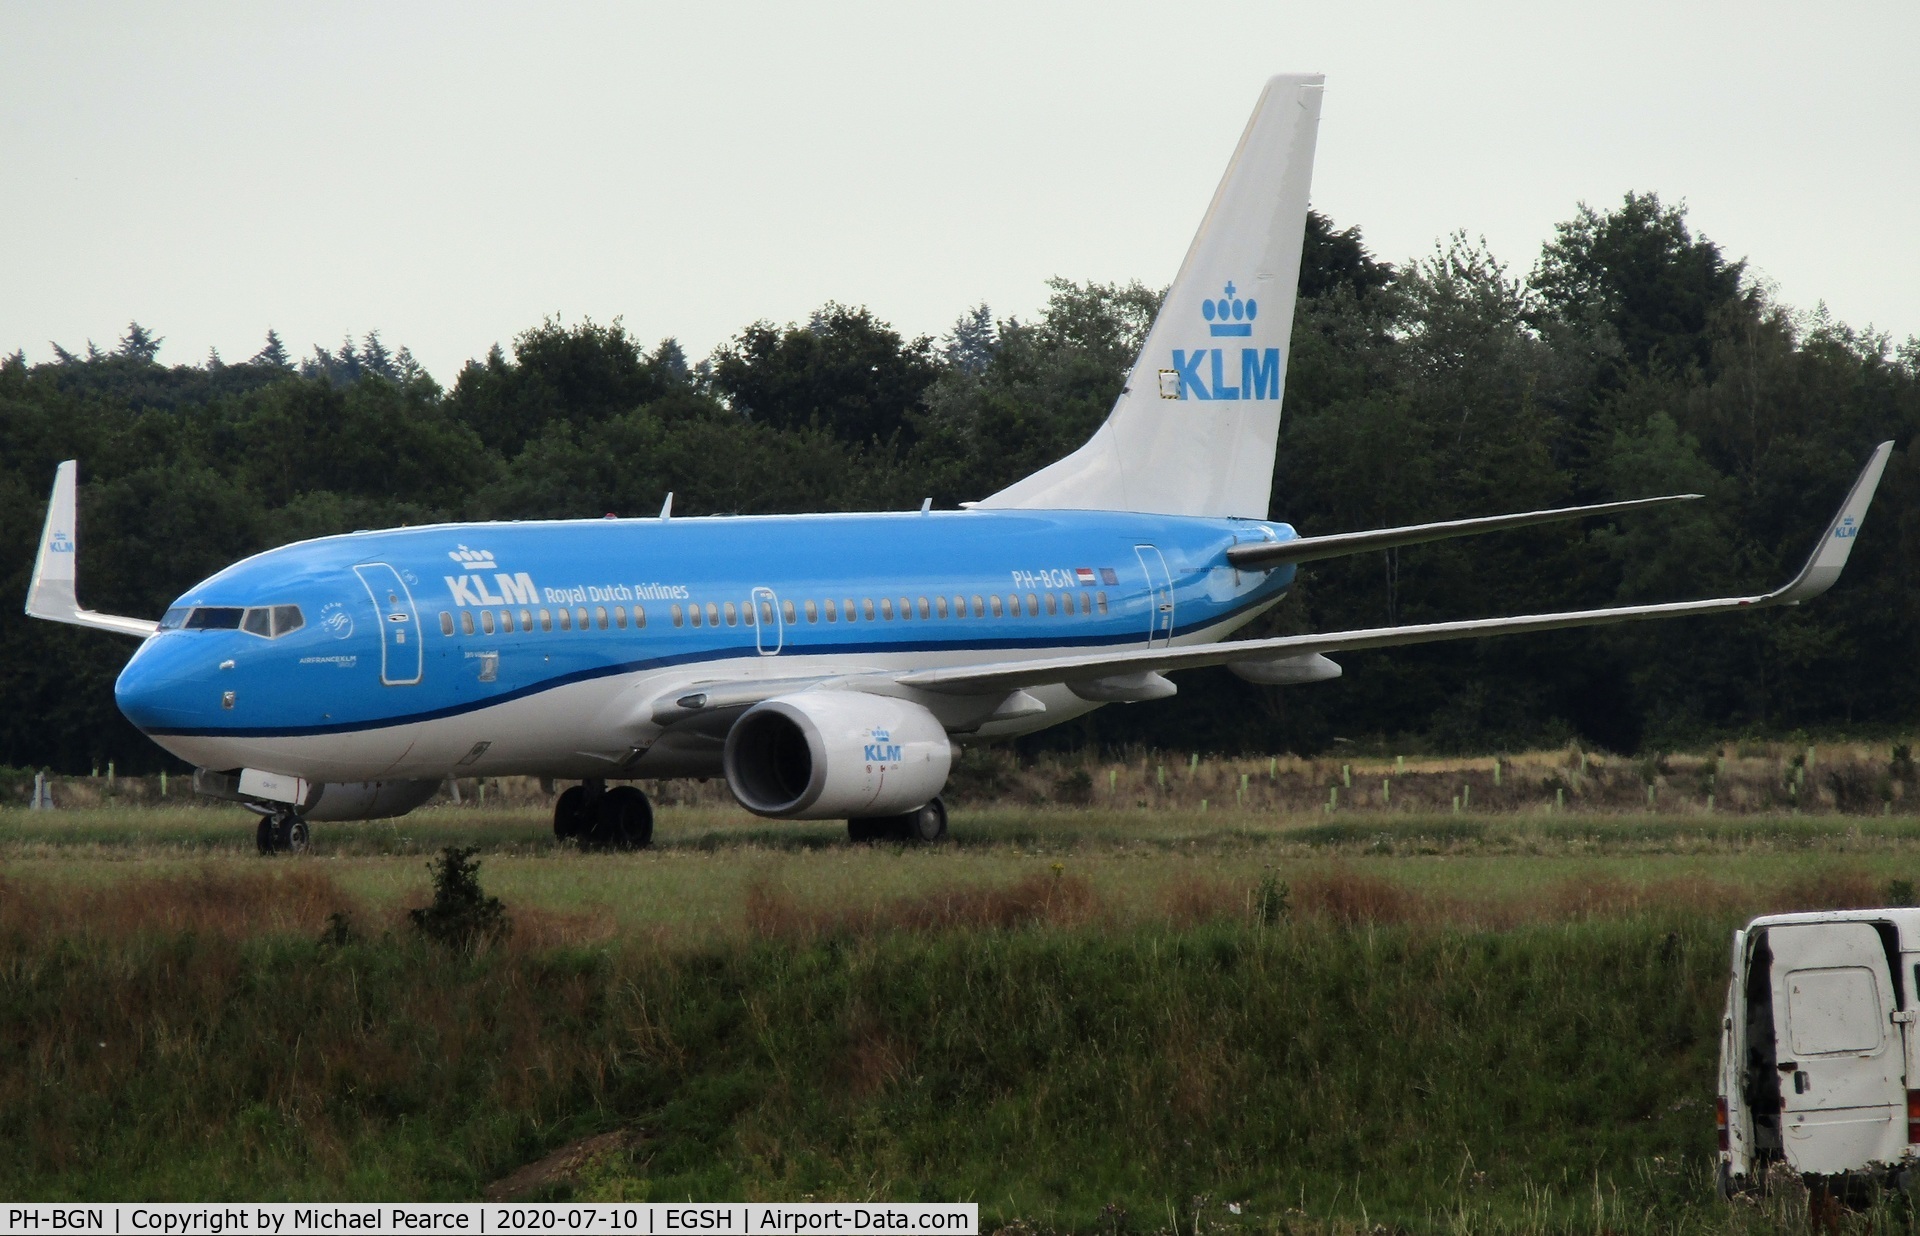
<box><xmin>3</xmin><ymin>1</ymin><xmax>1914</xmax><ymax>382</ymax></box>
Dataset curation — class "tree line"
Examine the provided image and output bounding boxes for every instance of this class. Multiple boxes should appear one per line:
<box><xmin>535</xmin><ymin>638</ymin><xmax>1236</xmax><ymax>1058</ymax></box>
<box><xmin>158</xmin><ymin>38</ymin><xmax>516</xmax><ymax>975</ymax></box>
<box><xmin>3</xmin><ymin>194</ymin><xmax>1915</xmax><ymax>773</ymax></box>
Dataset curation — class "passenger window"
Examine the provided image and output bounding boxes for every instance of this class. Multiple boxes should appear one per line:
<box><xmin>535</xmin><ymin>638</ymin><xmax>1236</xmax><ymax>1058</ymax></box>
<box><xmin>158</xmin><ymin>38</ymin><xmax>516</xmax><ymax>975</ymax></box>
<box><xmin>897</xmin><ymin>596</ymin><xmax>911</xmax><ymax>620</ymax></box>
<box><xmin>1025</xmin><ymin>593</ymin><xmax>1039</xmax><ymax>616</ymax></box>
<box><xmin>724</xmin><ymin>602</ymin><xmax>737</xmax><ymax>626</ymax></box>
<box><xmin>273</xmin><ymin>605</ymin><xmax>304</xmax><ymax>636</ymax></box>
<box><xmin>500</xmin><ymin>611</ymin><xmax>514</xmax><ymax>633</ymax></box>
<box><xmin>935</xmin><ymin>596</ymin><xmax>949</xmax><ymax>619</ymax></box>
<box><xmin>439</xmin><ymin>611</ymin><xmax>454</xmax><ymax>636</ymax></box>
<box><xmin>824</xmin><ymin>599</ymin><xmax>837</xmax><ymax>622</ymax></box>
<box><xmin>1006</xmin><ymin>594</ymin><xmax>1019</xmax><ymax>615</ymax></box>
<box><xmin>242</xmin><ymin>608</ymin><xmax>272</xmax><ymax>637</ymax></box>
<box><xmin>805</xmin><ymin>599</ymin><xmax>819</xmax><ymax>623</ymax></box>
<box><xmin>1045</xmin><ymin>593</ymin><xmax>1058</xmax><ymax>616</ymax></box>
<box><xmin>705</xmin><ymin>603</ymin><xmax>719</xmax><ymax>626</ymax></box>
<box><xmin>690</xmin><ymin>605</ymin><xmax>703</xmax><ymax>628</ymax></box>
<box><xmin>862</xmin><ymin>598</ymin><xmax>875</xmax><ymax>621</ymax></box>
<box><xmin>918</xmin><ymin>597</ymin><xmax>930</xmax><ymax>619</ymax></box>
<box><xmin>596</xmin><ymin>606</ymin><xmax>609</xmax><ymax>630</ymax></box>
<box><xmin>1078</xmin><ymin>592</ymin><xmax>1091</xmax><ymax>615</ymax></box>
<box><xmin>539</xmin><ymin>609</ymin><xmax>552</xmax><ymax>631</ymax></box>
<box><xmin>990</xmin><ymin>595</ymin><xmax>1003</xmax><ymax>617</ymax></box>
<box><xmin>633</xmin><ymin>605</ymin><xmax>646</xmax><ymax>628</ymax></box>
<box><xmin>671</xmin><ymin>604</ymin><xmax>684</xmax><ymax>627</ymax></box>
<box><xmin>765</xmin><ymin>601</ymin><xmax>779</xmax><ymax>624</ymax></box>
<box><xmin>971</xmin><ymin>595</ymin><xmax>985</xmax><ymax>617</ymax></box>
<box><xmin>614</xmin><ymin>606</ymin><xmax>627</xmax><ymax>629</ymax></box>
<box><xmin>880</xmin><ymin>598</ymin><xmax>894</xmax><ymax>620</ymax></box>
<box><xmin>846</xmin><ymin>598</ymin><xmax>860</xmax><ymax>621</ymax></box>
<box><xmin>461</xmin><ymin>611</ymin><xmax>475</xmax><ymax>636</ymax></box>
<box><xmin>520</xmin><ymin>609</ymin><xmax>533</xmax><ymax>631</ymax></box>
<box><xmin>781</xmin><ymin>600</ymin><xmax>795</xmax><ymax>624</ymax></box>
<box><xmin>559</xmin><ymin>607</ymin><xmax>573</xmax><ymax>631</ymax></box>
<box><xmin>743</xmin><ymin>602</ymin><xmax>755</xmax><ymax>626</ymax></box>
<box><xmin>577</xmin><ymin>607</ymin><xmax>591</xmax><ymax>629</ymax></box>
<box><xmin>1096</xmin><ymin>591</ymin><xmax>1108</xmax><ymax>613</ymax></box>
<box><xmin>481</xmin><ymin>610</ymin><xmax>497</xmax><ymax>635</ymax></box>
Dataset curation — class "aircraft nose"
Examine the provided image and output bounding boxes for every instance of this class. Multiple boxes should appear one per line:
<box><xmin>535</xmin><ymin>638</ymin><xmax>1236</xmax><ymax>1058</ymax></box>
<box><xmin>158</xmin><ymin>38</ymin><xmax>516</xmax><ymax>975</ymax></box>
<box><xmin>115</xmin><ymin>636</ymin><xmax>213</xmax><ymax>731</ymax></box>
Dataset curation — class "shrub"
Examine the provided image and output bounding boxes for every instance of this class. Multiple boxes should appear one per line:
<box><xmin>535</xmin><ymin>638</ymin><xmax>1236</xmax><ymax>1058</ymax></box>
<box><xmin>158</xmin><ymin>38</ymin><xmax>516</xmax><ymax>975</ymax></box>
<box><xmin>407</xmin><ymin>846</ymin><xmax>509</xmax><ymax>949</ymax></box>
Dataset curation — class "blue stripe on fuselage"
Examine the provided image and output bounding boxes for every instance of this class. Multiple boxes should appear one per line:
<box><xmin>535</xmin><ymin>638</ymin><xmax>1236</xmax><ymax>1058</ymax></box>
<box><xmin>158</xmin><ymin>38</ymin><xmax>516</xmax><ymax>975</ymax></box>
<box><xmin>117</xmin><ymin>509</ymin><xmax>1298</xmax><ymax>738</ymax></box>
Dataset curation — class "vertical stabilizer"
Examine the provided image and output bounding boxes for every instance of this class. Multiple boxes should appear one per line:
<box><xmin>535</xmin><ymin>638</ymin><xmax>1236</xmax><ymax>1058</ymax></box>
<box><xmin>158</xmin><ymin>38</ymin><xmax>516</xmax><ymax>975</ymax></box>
<box><xmin>978</xmin><ymin>74</ymin><xmax>1324</xmax><ymax>517</ymax></box>
<box><xmin>25</xmin><ymin>460</ymin><xmax>156</xmax><ymax>637</ymax></box>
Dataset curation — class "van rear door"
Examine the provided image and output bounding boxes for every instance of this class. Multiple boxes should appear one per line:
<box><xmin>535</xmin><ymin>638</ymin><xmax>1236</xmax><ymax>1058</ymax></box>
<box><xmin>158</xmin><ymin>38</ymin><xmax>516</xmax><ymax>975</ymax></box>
<box><xmin>1768</xmin><ymin>921</ymin><xmax>1905</xmax><ymax>1174</ymax></box>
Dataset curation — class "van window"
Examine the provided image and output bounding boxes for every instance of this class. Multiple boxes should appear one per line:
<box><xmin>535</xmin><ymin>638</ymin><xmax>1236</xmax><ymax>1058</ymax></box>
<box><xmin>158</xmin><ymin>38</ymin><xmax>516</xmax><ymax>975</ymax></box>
<box><xmin>1788</xmin><ymin>968</ymin><xmax>1884</xmax><ymax>1055</ymax></box>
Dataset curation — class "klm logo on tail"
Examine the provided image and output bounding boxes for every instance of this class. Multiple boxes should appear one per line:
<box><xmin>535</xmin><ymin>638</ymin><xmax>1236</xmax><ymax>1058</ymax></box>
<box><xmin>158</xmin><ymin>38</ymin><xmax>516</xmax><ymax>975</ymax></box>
<box><xmin>1161</xmin><ymin>282</ymin><xmax>1281</xmax><ymax>401</ymax></box>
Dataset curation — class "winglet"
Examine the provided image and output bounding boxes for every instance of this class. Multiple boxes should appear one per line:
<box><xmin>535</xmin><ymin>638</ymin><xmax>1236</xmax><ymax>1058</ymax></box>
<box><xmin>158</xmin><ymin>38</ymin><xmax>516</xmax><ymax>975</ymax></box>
<box><xmin>1768</xmin><ymin>441</ymin><xmax>1894</xmax><ymax>605</ymax></box>
<box><xmin>25</xmin><ymin>461</ymin><xmax>157</xmax><ymax>638</ymax></box>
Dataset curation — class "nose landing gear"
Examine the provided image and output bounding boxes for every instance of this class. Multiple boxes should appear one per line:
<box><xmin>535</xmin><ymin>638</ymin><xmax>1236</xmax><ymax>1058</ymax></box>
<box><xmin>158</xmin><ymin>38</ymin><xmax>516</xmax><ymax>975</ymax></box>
<box><xmin>254</xmin><ymin>811</ymin><xmax>310</xmax><ymax>855</ymax></box>
<box><xmin>553</xmin><ymin>780</ymin><xmax>654</xmax><ymax>851</ymax></box>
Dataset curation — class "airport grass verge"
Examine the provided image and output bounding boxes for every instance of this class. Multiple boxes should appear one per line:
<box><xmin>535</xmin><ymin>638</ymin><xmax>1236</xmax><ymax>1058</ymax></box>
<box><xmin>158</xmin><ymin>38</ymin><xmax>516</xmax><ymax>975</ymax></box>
<box><xmin>0</xmin><ymin>858</ymin><xmax>1887</xmax><ymax>1231</ymax></box>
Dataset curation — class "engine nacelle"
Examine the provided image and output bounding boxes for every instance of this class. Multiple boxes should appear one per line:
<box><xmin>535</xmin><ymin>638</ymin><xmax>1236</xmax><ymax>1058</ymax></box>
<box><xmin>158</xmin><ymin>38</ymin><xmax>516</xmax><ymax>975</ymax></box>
<box><xmin>723</xmin><ymin>692</ymin><xmax>952</xmax><ymax>819</ymax></box>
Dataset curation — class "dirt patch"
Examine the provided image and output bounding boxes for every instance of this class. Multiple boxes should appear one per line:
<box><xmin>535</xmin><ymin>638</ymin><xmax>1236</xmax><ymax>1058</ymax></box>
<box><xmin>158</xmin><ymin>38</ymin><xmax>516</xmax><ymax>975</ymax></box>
<box><xmin>484</xmin><ymin>1130</ymin><xmax>636</xmax><ymax>1201</ymax></box>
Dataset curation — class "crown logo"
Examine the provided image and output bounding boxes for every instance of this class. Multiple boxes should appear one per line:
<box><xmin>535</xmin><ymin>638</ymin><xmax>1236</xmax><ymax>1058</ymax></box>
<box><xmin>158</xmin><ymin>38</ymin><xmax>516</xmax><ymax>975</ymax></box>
<box><xmin>448</xmin><ymin>544</ymin><xmax>499</xmax><ymax>570</ymax></box>
<box><xmin>1202</xmin><ymin>281</ymin><xmax>1255</xmax><ymax>336</ymax></box>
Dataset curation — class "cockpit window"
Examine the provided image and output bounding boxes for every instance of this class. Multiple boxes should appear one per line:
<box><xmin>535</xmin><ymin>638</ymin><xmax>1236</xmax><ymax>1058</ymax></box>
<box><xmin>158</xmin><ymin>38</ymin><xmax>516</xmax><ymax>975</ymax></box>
<box><xmin>184</xmin><ymin>607</ymin><xmax>244</xmax><ymax>630</ymax></box>
<box><xmin>179</xmin><ymin>604</ymin><xmax>306</xmax><ymax>637</ymax></box>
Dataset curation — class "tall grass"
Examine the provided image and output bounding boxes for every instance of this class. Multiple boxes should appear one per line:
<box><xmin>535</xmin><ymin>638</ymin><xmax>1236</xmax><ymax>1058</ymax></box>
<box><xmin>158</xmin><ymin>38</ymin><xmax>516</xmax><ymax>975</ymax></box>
<box><xmin>3</xmin><ymin>858</ymin><xmax>1897</xmax><ymax>1231</ymax></box>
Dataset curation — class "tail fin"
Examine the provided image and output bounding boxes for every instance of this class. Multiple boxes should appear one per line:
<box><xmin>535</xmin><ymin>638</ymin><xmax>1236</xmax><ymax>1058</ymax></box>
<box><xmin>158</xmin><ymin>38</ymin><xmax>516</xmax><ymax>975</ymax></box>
<box><xmin>978</xmin><ymin>74</ymin><xmax>1324</xmax><ymax>518</ymax></box>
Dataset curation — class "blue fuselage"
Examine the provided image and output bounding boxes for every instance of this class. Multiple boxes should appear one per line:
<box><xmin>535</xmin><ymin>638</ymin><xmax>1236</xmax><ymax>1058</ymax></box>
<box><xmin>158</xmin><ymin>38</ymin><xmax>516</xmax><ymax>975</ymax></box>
<box><xmin>115</xmin><ymin>508</ymin><xmax>1297</xmax><ymax>781</ymax></box>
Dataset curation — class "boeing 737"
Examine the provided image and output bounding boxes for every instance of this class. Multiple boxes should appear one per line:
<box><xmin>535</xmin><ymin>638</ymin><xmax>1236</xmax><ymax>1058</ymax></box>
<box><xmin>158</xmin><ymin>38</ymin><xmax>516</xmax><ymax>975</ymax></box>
<box><xmin>26</xmin><ymin>75</ymin><xmax>1894</xmax><ymax>852</ymax></box>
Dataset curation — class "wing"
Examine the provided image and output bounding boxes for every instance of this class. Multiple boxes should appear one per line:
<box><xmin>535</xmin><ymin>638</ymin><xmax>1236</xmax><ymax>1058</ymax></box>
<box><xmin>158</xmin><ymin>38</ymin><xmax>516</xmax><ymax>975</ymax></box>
<box><xmin>897</xmin><ymin>441</ymin><xmax>1894</xmax><ymax>698</ymax></box>
<box><xmin>25</xmin><ymin>461</ymin><xmax>158</xmax><ymax>639</ymax></box>
<box><xmin>1225</xmin><ymin>493</ymin><xmax>1701</xmax><ymax>569</ymax></box>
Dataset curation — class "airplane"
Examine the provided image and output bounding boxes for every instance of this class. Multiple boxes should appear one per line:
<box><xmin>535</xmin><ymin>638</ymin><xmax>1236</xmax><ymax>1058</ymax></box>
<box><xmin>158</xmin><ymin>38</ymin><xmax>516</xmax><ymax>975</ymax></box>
<box><xmin>25</xmin><ymin>74</ymin><xmax>1895</xmax><ymax>854</ymax></box>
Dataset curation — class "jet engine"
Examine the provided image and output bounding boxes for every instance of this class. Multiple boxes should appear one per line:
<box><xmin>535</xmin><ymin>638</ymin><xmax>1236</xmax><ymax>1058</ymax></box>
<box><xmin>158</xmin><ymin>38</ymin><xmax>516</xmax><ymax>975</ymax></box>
<box><xmin>723</xmin><ymin>692</ymin><xmax>952</xmax><ymax>819</ymax></box>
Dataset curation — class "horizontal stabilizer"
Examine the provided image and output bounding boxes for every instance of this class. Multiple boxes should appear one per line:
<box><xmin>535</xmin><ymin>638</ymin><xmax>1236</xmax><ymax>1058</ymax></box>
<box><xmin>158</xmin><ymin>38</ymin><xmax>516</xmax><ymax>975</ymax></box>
<box><xmin>24</xmin><ymin>461</ymin><xmax>157</xmax><ymax>638</ymax></box>
<box><xmin>1226</xmin><ymin>493</ymin><xmax>1702</xmax><ymax>570</ymax></box>
<box><xmin>900</xmin><ymin>442</ymin><xmax>1894</xmax><ymax>698</ymax></box>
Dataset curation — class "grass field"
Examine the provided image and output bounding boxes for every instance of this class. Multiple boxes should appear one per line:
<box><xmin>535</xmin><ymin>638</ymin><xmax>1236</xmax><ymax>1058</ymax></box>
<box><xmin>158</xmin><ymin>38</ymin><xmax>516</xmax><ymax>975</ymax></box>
<box><xmin>7</xmin><ymin>794</ymin><xmax>1920</xmax><ymax>1233</ymax></box>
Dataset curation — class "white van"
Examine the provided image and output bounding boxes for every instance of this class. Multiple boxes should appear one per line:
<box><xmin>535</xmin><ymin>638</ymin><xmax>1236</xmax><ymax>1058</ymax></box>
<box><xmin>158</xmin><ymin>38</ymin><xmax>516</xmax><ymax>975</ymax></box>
<box><xmin>1719</xmin><ymin>909</ymin><xmax>1920</xmax><ymax>1193</ymax></box>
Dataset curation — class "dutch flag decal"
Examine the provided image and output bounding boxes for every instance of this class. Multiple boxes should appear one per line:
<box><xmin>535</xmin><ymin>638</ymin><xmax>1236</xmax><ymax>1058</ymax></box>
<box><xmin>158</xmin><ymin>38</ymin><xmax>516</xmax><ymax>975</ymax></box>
<box><xmin>1075</xmin><ymin>567</ymin><xmax>1097</xmax><ymax>586</ymax></box>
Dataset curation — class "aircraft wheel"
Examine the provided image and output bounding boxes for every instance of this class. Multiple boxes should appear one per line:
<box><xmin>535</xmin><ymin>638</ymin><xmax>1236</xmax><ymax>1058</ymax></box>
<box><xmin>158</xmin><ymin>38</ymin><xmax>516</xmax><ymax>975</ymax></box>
<box><xmin>256</xmin><ymin>815</ymin><xmax>276</xmax><ymax>855</ymax></box>
<box><xmin>587</xmin><ymin>785</ymin><xmax>653</xmax><ymax>851</ymax></box>
<box><xmin>284</xmin><ymin>818</ymin><xmax>310</xmax><ymax>853</ymax></box>
<box><xmin>553</xmin><ymin>785</ymin><xmax>588</xmax><ymax>841</ymax></box>
<box><xmin>902</xmin><ymin>798</ymin><xmax>948</xmax><ymax>843</ymax></box>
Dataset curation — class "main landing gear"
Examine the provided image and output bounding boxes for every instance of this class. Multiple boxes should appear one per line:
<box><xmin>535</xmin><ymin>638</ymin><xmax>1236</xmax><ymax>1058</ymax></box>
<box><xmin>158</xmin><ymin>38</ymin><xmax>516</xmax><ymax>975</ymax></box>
<box><xmin>553</xmin><ymin>779</ymin><xmax>654</xmax><ymax>850</ymax></box>
<box><xmin>847</xmin><ymin>797</ymin><xmax>948</xmax><ymax>844</ymax></box>
<box><xmin>255</xmin><ymin>811</ymin><xmax>310</xmax><ymax>855</ymax></box>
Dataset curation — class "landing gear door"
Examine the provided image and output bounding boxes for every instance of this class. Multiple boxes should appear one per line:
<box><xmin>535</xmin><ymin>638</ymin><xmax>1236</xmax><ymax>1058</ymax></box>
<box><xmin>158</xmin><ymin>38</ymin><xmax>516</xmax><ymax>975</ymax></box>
<box><xmin>1767</xmin><ymin>921</ymin><xmax>1904</xmax><ymax>1174</ymax></box>
<box><xmin>1133</xmin><ymin>544</ymin><xmax>1174</xmax><ymax>648</ymax></box>
<box><xmin>353</xmin><ymin>562</ymin><xmax>423</xmax><ymax>686</ymax></box>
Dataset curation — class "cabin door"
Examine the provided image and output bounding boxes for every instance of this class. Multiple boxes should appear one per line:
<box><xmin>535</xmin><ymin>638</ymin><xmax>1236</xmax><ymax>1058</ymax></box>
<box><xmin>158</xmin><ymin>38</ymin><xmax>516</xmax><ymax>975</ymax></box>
<box><xmin>750</xmin><ymin>587</ymin><xmax>784</xmax><ymax>655</ymax></box>
<box><xmin>1766</xmin><ymin>921</ymin><xmax>1904</xmax><ymax>1174</ymax></box>
<box><xmin>1133</xmin><ymin>545</ymin><xmax>1175</xmax><ymax>648</ymax></box>
<box><xmin>353</xmin><ymin>562</ymin><xmax>424</xmax><ymax>686</ymax></box>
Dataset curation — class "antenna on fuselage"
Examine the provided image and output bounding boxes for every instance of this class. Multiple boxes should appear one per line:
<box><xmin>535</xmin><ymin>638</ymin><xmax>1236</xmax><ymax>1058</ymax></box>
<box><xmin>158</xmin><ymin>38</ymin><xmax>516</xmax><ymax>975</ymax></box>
<box><xmin>660</xmin><ymin>492</ymin><xmax>673</xmax><ymax>521</ymax></box>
